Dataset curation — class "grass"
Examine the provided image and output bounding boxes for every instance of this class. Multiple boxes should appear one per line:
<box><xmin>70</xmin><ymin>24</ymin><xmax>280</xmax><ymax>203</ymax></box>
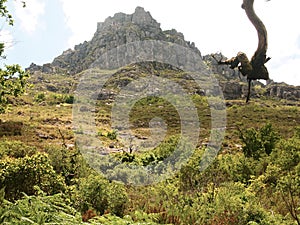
<box><xmin>0</xmin><ymin>65</ymin><xmax>299</xmax><ymax>154</ymax></box>
<box><xmin>1</xmin><ymin>93</ymin><xmax>298</xmax><ymax>157</ymax></box>
<box><xmin>0</xmin><ymin>94</ymin><xmax>74</xmax><ymax>150</ymax></box>
<box><xmin>0</xmin><ymin>66</ymin><xmax>299</xmax><ymax>225</ymax></box>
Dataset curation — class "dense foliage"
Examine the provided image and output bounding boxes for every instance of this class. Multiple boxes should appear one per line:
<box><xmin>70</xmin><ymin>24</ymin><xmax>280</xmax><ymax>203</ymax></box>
<box><xmin>0</xmin><ymin>123</ymin><xmax>299</xmax><ymax>224</ymax></box>
<box><xmin>0</xmin><ymin>65</ymin><xmax>29</xmax><ymax>112</ymax></box>
<box><xmin>0</xmin><ymin>0</ymin><xmax>29</xmax><ymax>113</ymax></box>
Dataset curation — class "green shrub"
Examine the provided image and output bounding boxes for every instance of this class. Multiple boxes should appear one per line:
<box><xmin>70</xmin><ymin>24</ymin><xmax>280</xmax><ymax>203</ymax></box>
<box><xmin>63</xmin><ymin>94</ymin><xmax>74</xmax><ymax>104</ymax></box>
<box><xmin>0</xmin><ymin>65</ymin><xmax>29</xmax><ymax>113</ymax></box>
<box><xmin>0</xmin><ymin>188</ymin><xmax>82</xmax><ymax>224</ymax></box>
<box><xmin>34</xmin><ymin>92</ymin><xmax>46</xmax><ymax>103</ymax></box>
<box><xmin>0</xmin><ymin>187</ymin><xmax>161</xmax><ymax>225</ymax></box>
<box><xmin>89</xmin><ymin>213</ymin><xmax>161</xmax><ymax>224</ymax></box>
<box><xmin>159</xmin><ymin>181</ymin><xmax>286</xmax><ymax>225</ymax></box>
<box><xmin>45</xmin><ymin>146</ymin><xmax>90</xmax><ymax>185</ymax></box>
<box><xmin>107</xmin><ymin>130</ymin><xmax>117</xmax><ymax>140</ymax></box>
<box><xmin>78</xmin><ymin>174</ymin><xmax>128</xmax><ymax>216</ymax></box>
<box><xmin>0</xmin><ymin>152</ymin><xmax>66</xmax><ymax>200</ymax></box>
<box><xmin>34</xmin><ymin>93</ymin><xmax>74</xmax><ymax>105</ymax></box>
<box><xmin>138</xmin><ymin>135</ymin><xmax>180</xmax><ymax>166</ymax></box>
<box><xmin>249</xmin><ymin>136</ymin><xmax>300</xmax><ymax>224</ymax></box>
<box><xmin>294</xmin><ymin>126</ymin><xmax>300</xmax><ymax>139</ymax></box>
<box><xmin>42</xmin><ymin>93</ymin><xmax>75</xmax><ymax>105</ymax></box>
<box><xmin>239</xmin><ymin>123</ymin><xmax>279</xmax><ymax>159</ymax></box>
<box><xmin>0</xmin><ymin>140</ymin><xmax>37</xmax><ymax>158</ymax></box>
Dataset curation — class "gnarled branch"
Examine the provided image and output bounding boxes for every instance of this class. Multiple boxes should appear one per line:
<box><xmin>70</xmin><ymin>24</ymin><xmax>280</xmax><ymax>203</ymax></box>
<box><xmin>216</xmin><ymin>0</ymin><xmax>271</xmax><ymax>102</ymax></box>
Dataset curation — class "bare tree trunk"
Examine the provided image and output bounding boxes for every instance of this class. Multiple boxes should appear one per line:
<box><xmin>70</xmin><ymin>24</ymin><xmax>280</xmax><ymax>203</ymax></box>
<box><xmin>214</xmin><ymin>0</ymin><xmax>271</xmax><ymax>102</ymax></box>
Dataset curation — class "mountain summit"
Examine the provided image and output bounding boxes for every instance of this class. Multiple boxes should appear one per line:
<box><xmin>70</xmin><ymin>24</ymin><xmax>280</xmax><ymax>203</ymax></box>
<box><xmin>43</xmin><ymin>6</ymin><xmax>200</xmax><ymax>75</ymax></box>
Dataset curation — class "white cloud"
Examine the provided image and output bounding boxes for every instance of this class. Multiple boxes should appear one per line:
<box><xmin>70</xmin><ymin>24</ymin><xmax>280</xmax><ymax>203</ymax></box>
<box><xmin>14</xmin><ymin>0</ymin><xmax>45</xmax><ymax>34</ymax></box>
<box><xmin>58</xmin><ymin>0</ymin><xmax>146</xmax><ymax>47</ymax></box>
<box><xmin>0</xmin><ymin>30</ymin><xmax>14</xmax><ymax>50</ymax></box>
<box><xmin>262</xmin><ymin>0</ymin><xmax>300</xmax><ymax>86</ymax></box>
<box><xmin>58</xmin><ymin>0</ymin><xmax>255</xmax><ymax>52</ymax></box>
<box><xmin>57</xmin><ymin>0</ymin><xmax>300</xmax><ymax>85</ymax></box>
<box><xmin>270</xmin><ymin>57</ymin><xmax>300</xmax><ymax>85</ymax></box>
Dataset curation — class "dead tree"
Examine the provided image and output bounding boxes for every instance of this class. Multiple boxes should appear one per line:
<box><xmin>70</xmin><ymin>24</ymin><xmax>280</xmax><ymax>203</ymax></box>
<box><xmin>215</xmin><ymin>0</ymin><xmax>271</xmax><ymax>102</ymax></box>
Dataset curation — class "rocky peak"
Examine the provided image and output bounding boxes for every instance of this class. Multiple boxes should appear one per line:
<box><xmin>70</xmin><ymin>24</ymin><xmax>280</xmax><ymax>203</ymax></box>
<box><xmin>29</xmin><ymin>6</ymin><xmax>200</xmax><ymax>75</ymax></box>
<box><xmin>132</xmin><ymin>6</ymin><xmax>160</xmax><ymax>27</ymax></box>
<box><xmin>97</xmin><ymin>6</ymin><xmax>159</xmax><ymax>33</ymax></box>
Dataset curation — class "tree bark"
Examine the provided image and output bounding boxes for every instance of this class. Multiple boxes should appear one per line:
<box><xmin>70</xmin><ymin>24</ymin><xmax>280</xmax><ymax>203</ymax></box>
<box><xmin>215</xmin><ymin>0</ymin><xmax>270</xmax><ymax>102</ymax></box>
<box><xmin>242</xmin><ymin>0</ymin><xmax>269</xmax><ymax>81</ymax></box>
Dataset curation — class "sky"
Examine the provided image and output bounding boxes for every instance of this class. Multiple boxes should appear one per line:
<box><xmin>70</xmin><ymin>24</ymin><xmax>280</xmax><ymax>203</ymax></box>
<box><xmin>1</xmin><ymin>0</ymin><xmax>300</xmax><ymax>86</ymax></box>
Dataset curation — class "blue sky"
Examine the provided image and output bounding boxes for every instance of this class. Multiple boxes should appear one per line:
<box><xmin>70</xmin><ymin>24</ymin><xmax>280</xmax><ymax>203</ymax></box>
<box><xmin>1</xmin><ymin>0</ymin><xmax>300</xmax><ymax>85</ymax></box>
<box><xmin>2</xmin><ymin>0</ymin><xmax>71</xmax><ymax>67</ymax></box>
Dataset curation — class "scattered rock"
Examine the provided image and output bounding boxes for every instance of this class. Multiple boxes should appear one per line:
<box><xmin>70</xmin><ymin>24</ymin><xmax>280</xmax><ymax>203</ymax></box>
<box><xmin>79</xmin><ymin>106</ymin><xmax>89</xmax><ymax>112</ymax></box>
<box><xmin>266</xmin><ymin>83</ymin><xmax>300</xmax><ymax>100</ymax></box>
<box><xmin>37</xmin><ymin>132</ymin><xmax>55</xmax><ymax>140</ymax></box>
<box><xmin>109</xmin><ymin>143</ymin><xmax>115</xmax><ymax>148</ymax></box>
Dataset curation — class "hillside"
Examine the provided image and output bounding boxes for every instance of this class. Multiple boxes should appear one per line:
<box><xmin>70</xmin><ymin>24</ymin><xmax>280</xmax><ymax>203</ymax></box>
<box><xmin>1</xmin><ymin>6</ymin><xmax>300</xmax><ymax>225</ymax></box>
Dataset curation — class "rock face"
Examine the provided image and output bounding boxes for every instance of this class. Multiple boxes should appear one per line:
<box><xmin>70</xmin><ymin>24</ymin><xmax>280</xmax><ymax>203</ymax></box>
<box><xmin>40</xmin><ymin>6</ymin><xmax>201</xmax><ymax>75</ymax></box>
<box><xmin>203</xmin><ymin>53</ymin><xmax>243</xmax><ymax>81</ymax></box>
<box><xmin>266</xmin><ymin>83</ymin><xmax>300</xmax><ymax>100</ymax></box>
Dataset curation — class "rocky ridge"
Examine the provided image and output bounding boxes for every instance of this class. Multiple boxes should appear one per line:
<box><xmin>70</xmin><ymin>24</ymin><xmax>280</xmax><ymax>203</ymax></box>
<box><xmin>28</xmin><ymin>7</ymin><xmax>200</xmax><ymax>75</ymax></box>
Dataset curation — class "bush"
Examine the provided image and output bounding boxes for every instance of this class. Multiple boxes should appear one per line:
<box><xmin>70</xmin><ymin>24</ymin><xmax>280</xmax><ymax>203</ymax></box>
<box><xmin>78</xmin><ymin>174</ymin><xmax>128</xmax><ymax>216</ymax></box>
<box><xmin>45</xmin><ymin>146</ymin><xmax>90</xmax><ymax>185</ymax></box>
<box><xmin>34</xmin><ymin>92</ymin><xmax>46</xmax><ymax>103</ymax></box>
<box><xmin>49</xmin><ymin>93</ymin><xmax>74</xmax><ymax>105</ymax></box>
<box><xmin>0</xmin><ymin>187</ymin><xmax>162</xmax><ymax>225</ymax></box>
<box><xmin>239</xmin><ymin>123</ymin><xmax>279</xmax><ymax>159</ymax></box>
<box><xmin>294</xmin><ymin>126</ymin><xmax>300</xmax><ymax>139</ymax></box>
<box><xmin>0</xmin><ymin>152</ymin><xmax>66</xmax><ymax>200</ymax></box>
<box><xmin>34</xmin><ymin>93</ymin><xmax>74</xmax><ymax>105</ymax></box>
<box><xmin>249</xmin><ymin>135</ymin><xmax>300</xmax><ymax>224</ymax></box>
<box><xmin>0</xmin><ymin>65</ymin><xmax>29</xmax><ymax>113</ymax></box>
<box><xmin>0</xmin><ymin>188</ymin><xmax>82</xmax><ymax>224</ymax></box>
<box><xmin>106</xmin><ymin>130</ymin><xmax>117</xmax><ymax>140</ymax></box>
<box><xmin>0</xmin><ymin>140</ymin><xmax>37</xmax><ymax>158</ymax></box>
<box><xmin>64</xmin><ymin>94</ymin><xmax>74</xmax><ymax>104</ymax></box>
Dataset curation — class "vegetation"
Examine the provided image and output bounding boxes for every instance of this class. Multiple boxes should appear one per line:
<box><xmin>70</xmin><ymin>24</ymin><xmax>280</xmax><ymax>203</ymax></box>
<box><xmin>0</xmin><ymin>62</ymin><xmax>299</xmax><ymax>225</ymax></box>
<box><xmin>0</xmin><ymin>2</ymin><xmax>299</xmax><ymax>224</ymax></box>
<box><xmin>0</xmin><ymin>74</ymin><xmax>299</xmax><ymax>224</ymax></box>
<box><xmin>0</xmin><ymin>0</ymin><xmax>29</xmax><ymax>113</ymax></box>
<box><xmin>0</xmin><ymin>57</ymin><xmax>299</xmax><ymax>225</ymax></box>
